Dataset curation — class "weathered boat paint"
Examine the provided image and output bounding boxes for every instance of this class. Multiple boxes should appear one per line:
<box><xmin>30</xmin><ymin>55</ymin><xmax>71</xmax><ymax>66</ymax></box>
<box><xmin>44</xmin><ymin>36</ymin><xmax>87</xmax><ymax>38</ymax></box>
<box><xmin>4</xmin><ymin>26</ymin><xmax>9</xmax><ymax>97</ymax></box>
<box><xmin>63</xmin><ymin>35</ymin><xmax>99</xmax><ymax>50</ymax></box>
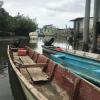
<box><xmin>7</xmin><ymin>46</ymin><xmax>48</xmax><ymax>100</ymax></box>
<box><xmin>42</xmin><ymin>45</ymin><xmax>100</xmax><ymax>84</ymax></box>
<box><xmin>8</xmin><ymin>45</ymin><xmax>100</xmax><ymax>100</ymax></box>
<box><xmin>51</xmin><ymin>52</ymin><xmax>100</xmax><ymax>85</ymax></box>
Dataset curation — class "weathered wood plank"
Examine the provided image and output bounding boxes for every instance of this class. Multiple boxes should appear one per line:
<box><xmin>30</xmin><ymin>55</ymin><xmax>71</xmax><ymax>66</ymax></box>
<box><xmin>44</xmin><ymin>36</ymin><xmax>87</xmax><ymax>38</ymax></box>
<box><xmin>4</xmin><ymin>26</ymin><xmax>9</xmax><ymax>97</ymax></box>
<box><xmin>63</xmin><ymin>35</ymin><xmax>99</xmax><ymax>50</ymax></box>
<box><xmin>27</xmin><ymin>67</ymin><xmax>49</xmax><ymax>82</ymax></box>
<box><xmin>13</xmin><ymin>52</ymin><xmax>22</xmax><ymax>65</ymax></box>
<box><xmin>19</xmin><ymin>63</ymin><xmax>47</xmax><ymax>68</ymax></box>
<box><xmin>19</xmin><ymin>56</ymin><xmax>35</xmax><ymax>65</ymax></box>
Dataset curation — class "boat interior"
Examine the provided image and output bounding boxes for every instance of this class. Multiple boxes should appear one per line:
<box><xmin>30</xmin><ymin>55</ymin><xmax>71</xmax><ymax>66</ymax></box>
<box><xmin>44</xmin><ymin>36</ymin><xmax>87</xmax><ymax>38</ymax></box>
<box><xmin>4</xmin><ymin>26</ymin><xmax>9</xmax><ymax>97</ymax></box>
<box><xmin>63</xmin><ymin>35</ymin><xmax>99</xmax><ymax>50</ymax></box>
<box><xmin>9</xmin><ymin>46</ymin><xmax>100</xmax><ymax>100</ymax></box>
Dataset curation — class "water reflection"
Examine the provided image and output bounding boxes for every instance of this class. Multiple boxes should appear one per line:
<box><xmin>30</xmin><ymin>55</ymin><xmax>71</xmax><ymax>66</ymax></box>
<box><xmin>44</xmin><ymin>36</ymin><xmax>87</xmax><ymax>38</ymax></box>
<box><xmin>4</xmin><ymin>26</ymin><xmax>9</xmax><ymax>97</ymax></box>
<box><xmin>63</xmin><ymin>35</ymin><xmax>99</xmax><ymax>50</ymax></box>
<box><xmin>29</xmin><ymin>37</ymin><xmax>72</xmax><ymax>54</ymax></box>
<box><xmin>40</xmin><ymin>36</ymin><xmax>72</xmax><ymax>50</ymax></box>
<box><xmin>0</xmin><ymin>42</ymin><xmax>14</xmax><ymax>100</ymax></box>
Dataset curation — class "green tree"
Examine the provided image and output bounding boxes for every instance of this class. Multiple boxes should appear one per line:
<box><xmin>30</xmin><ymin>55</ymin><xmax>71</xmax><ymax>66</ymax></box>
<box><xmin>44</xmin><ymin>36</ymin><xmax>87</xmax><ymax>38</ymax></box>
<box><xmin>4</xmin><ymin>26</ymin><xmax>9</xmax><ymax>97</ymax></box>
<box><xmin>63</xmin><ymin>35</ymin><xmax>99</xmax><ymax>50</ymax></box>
<box><xmin>14</xmin><ymin>14</ymin><xmax>37</xmax><ymax>36</ymax></box>
<box><xmin>0</xmin><ymin>8</ymin><xmax>9</xmax><ymax>33</ymax></box>
<box><xmin>0</xmin><ymin>8</ymin><xmax>37</xmax><ymax>36</ymax></box>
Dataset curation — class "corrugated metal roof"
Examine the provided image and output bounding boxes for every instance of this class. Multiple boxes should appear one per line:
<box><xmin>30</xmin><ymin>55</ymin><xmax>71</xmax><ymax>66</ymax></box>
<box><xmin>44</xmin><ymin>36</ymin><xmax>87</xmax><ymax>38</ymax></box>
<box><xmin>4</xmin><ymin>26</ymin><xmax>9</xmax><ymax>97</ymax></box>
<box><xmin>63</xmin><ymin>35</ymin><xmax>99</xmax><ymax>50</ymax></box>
<box><xmin>70</xmin><ymin>17</ymin><xmax>94</xmax><ymax>21</ymax></box>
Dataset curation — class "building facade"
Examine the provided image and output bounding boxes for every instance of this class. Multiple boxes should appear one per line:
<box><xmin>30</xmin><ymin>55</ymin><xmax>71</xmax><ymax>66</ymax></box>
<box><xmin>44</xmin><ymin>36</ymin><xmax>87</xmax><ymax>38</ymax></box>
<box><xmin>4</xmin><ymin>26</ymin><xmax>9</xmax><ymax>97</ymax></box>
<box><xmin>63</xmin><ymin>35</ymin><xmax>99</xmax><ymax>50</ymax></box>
<box><xmin>42</xmin><ymin>24</ymin><xmax>74</xmax><ymax>37</ymax></box>
<box><xmin>71</xmin><ymin>17</ymin><xmax>94</xmax><ymax>37</ymax></box>
<box><xmin>56</xmin><ymin>28</ymin><xmax>73</xmax><ymax>37</ymax></box>
<box><xmin>42</xmin><ymin>25</ymin><xmax>57</xmax><ymax>36</ymax></box>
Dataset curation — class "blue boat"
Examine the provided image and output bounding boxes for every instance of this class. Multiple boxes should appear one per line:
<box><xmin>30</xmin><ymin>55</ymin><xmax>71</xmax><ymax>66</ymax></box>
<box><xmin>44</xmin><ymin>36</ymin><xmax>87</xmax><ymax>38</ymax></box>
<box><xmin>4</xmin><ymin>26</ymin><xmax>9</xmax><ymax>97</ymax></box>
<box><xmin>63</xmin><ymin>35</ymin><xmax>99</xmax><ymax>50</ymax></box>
<box><xmin>50</xmin><ymin>52</ymin><xmax>100</xmax><ymax>85</ymax></box>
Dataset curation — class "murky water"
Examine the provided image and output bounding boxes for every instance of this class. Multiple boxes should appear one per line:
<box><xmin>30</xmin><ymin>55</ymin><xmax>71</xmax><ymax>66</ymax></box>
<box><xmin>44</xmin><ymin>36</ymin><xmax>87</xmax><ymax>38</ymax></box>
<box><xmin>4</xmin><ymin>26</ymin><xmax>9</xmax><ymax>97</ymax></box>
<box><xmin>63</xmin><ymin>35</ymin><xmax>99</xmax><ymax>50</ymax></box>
<box><xmin>0</xmin><ymin>37</ymin><xmax>71</xmax><ymax>100</ymax></box>
<box><xmin>0</xmin><ymin>42</ymin><xmax>14</xmax><ymax>100</ymax></box>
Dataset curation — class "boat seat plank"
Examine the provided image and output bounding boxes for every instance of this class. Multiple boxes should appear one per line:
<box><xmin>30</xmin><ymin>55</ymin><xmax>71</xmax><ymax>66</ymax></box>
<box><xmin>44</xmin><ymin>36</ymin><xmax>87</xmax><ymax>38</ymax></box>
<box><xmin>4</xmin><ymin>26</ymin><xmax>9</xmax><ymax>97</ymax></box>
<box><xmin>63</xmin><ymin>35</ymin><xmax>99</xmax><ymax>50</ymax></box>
<box><xmin>19</xmin><ymin>56</ymin><xmax>35</xmax><ymax>65</ymax></box>
<box><xmin>27</xmin><ymin>67</ymin><xmax>49</xmax><ymax>82</ymax></box>
<box><xmin>13</xmin><ymin>52</ymin><xmax>36</xmax><ymax>68</ymax></box>
<box><xmin>18</xmin><ymin>63</ymin><xmax>47</xmax><ymax>68</ymax></box>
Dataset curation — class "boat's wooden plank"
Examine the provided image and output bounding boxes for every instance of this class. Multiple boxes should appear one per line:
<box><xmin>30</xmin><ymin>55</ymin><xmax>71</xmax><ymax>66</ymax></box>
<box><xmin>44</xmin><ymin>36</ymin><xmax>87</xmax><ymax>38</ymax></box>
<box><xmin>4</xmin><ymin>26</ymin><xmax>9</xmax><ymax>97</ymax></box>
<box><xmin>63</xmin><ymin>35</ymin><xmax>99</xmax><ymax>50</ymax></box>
<box><xmin>20</xmin><ymin>67</ymin><xmax>69</xmax><ymax>100</ymax></box>
<box><xmin>27</xmin><ymin>67</ymin><xmax>49</xmax><ymax>82</ymax></box>
<box><xmin>13</xmin><ymin>52</ymin><xmax>19</xmax><ymax>60</ymax></box>
<box><xmin>9</xmin><ymin>46</ymin><xmax>100</xmax><ymax>100</ymax></box>
<box><xmin>19</xmin><ymin>56</ymin><xmax>35</xmax><ymax>65</ymax></box>
<box><xmin>13</xmin><ymin>52</ymin><xmax>22</xmax><ymax>65</ymax></box>
<box><xmin>8</xmin><ymin>46</ymin><xmax>48</xmax><ymax>100</ymax></box>
<box><xmin>20</xmin><ymin>68</ymin><xmax>31</xmax><ymax>82</ymax></box>
<box><xmin>72</xmin><ymin>78</ymin><xmax>81</xmax><ymax>100</ymax></box>
<box><xmin>35</xmin><ymin>83</ymin><xmax>69</xmax><ymax>100</ymax></box>
<box><xmin>19</xmin><ymin>63</ymin><xmax>47</xmax><ymax>68</ymax></box>
<box><xmin>13</xmin><ymin>52</ymin><xmax>36</xmax><ymax>69</ymax></box>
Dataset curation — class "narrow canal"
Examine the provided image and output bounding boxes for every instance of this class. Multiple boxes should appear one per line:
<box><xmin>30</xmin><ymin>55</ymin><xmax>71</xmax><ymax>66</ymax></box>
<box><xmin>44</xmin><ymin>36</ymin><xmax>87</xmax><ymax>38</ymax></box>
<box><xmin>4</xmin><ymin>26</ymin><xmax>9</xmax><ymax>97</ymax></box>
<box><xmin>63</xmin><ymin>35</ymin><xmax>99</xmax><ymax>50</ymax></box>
<box><xmin>0</xmin><ymin>37</ymin><xmax>71</xmax><ymax>100</ymax></box>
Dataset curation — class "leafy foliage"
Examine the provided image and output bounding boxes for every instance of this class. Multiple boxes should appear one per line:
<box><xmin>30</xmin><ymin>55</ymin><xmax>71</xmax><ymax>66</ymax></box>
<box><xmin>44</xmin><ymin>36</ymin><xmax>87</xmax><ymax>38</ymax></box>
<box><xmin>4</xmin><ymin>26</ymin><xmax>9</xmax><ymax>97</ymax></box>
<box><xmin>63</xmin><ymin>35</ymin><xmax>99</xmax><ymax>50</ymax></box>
<box><xmin>0</xmin><ymin>8</ymin><xmax>9</xmax><ymax>35</ymax></box>
<box><xmin>14</xmin><ymin>14</ymin><xmax>37</xmax><ymax>36</ymax></box>
<box><xmin>0</xmin><ymin>8</ymin><xmax>37</xmax><ymax>36</ymax></box>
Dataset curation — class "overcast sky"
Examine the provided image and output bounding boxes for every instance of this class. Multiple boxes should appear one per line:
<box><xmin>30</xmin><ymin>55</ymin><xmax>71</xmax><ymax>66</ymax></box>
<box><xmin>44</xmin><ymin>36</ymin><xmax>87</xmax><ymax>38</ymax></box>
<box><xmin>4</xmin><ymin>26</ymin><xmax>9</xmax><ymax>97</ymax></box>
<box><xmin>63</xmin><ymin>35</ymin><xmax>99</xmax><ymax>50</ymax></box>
<box><xmin>3</xmin><ymin>0</ymin><xmax>94</xmax><ymax>28</ymax></box>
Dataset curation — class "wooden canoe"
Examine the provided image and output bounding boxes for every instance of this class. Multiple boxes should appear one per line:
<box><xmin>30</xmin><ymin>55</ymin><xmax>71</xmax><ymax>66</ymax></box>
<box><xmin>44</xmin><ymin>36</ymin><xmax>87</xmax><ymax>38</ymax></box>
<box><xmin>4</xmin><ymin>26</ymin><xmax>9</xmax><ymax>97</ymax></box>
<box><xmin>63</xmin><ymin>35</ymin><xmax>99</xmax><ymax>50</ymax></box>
<box><xmin>7</xmin><ymin>45</ymin><xmax>100</xmax><ymax>100</ymax></box>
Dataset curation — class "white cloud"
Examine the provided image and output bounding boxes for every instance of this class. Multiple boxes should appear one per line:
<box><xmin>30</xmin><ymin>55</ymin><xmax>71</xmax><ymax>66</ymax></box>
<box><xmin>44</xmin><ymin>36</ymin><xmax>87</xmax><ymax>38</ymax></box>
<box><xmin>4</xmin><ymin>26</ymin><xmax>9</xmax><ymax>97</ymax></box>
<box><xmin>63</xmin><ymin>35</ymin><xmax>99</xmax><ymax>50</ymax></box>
<box><xmin>2</xmin><ymin>0</ymin><xmax>94</xmax><ymax>28</ymax></box>
<box><xmin>46</xmin><ymin>0</ymin><xmax>85</xmax><ymax>13</ymax></box>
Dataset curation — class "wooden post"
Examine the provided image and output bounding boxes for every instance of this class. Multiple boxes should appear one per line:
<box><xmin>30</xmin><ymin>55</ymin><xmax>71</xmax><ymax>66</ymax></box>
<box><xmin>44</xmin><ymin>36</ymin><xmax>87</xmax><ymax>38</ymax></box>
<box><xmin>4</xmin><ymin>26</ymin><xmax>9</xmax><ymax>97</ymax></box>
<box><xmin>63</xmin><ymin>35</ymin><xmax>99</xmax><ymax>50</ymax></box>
<box><xmin>82</xmin><ymin>0</ymin><xmax>91</xmax><ymax>51</ymax></box>
<box><xmin>91</xmin><ymin>0</ymin><xmax>100</xmax><ymax>53</ymax></box>
<box><xmin>73</xmin><ymin>21</ymin><xmax>78</xmax><ymax>49</ymax></box>
<box><xmin>73</xmin><ymin>21</ymin><xmax>76</xmax><ymax>49</ymax></box>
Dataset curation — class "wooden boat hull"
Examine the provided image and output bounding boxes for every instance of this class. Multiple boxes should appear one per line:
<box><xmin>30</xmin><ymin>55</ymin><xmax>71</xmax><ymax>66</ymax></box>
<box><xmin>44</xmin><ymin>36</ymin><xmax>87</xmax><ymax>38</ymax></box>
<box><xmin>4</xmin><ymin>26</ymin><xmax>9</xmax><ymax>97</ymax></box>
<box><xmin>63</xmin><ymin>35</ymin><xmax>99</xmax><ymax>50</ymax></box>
<box><xmin>42</xmin><ymin>45</ymin><xmax>100</xmax><ymax>84</ymax></box>
<box><xmin>7</xmin><ymin>45</ymin><xmax>100</xmax><ymax>100</ymax></box>
<box><xmin>18</xmin><ymin>77</ymin><xmax>37</xmax><ymax>100</ymax></box>
<box><xmin>8</xmin><ymin>56</ymin><xmax>37</xmax><ymax>100</ymax></box>
<box><xmin>7</xmin><ymin>46</ymin><xmax>47</xmax><ymax>100</ymax></box>
<box><xmin>8</xmin><ymin>61</ymin><xmax>27</xmax><ymax>100</ymax></box>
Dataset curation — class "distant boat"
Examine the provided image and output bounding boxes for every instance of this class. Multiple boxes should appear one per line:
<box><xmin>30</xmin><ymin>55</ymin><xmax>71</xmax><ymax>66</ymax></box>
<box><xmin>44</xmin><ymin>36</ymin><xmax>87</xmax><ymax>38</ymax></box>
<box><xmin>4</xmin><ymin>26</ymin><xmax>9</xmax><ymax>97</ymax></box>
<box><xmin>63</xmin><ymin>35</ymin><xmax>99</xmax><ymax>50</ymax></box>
<box><xmin>29</xmin><ymin>32</ymin><xmax>38</xmax><ymax>43</ymax></box>
<box><xmin>7</xmin><ymin>45</ymin><xmax>100</xmax><ymax>100</ymax></box>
